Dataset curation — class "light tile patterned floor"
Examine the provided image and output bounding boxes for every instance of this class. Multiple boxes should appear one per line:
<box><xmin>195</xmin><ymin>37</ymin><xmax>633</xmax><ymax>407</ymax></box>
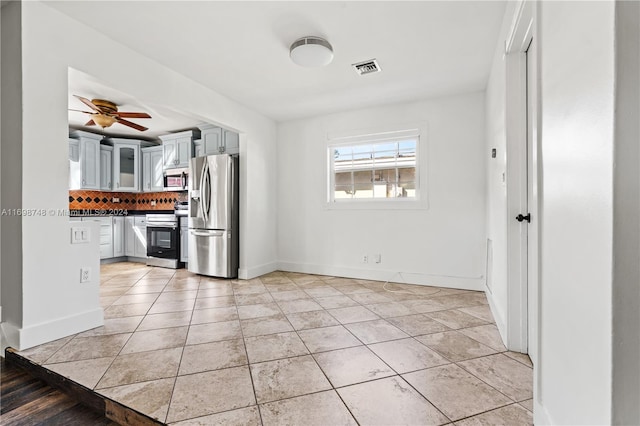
<box><xmin>18</xmin><ymin>263</ymin><xmax>534</xmax><ymax>425</ymax></box>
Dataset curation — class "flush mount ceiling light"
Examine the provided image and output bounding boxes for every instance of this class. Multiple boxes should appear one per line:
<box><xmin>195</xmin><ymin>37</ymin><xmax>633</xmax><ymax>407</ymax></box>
<box><xmin>290</xmin><ymin>36</ymin><xmax>333</xmax><ymax>67</ymax></box>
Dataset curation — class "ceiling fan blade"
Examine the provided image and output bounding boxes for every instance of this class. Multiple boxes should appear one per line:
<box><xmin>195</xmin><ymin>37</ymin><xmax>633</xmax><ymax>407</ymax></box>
<box><xmin>113</xmin><ymin>112</ymin><xmax>151</xmax><ymax>119</ymax></box>
<box><xmin>85</xmin><ymin>119</ymin><xmax>96</xmax><ymax>126</ymax></box>
<box><xmin>74</xmin><ymin>95</ymin><xmax>101</xmax><ymax>112</ymax></box>
<box><xmin>69</xmin><ymin>109</ymin><xmax>94</xmax><ymax>114</ymax></box>
<box><xmin>116</xmin><ymin>117</ymin><xmax>148</xmax><ymax>132</ymax></box>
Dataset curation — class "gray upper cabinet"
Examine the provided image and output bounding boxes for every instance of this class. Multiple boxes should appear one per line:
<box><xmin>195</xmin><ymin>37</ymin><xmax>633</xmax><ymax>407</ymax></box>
<box><xmin>160</xmin><ymin>130</ymin><xmax>199</xmax><ymax>169</ymax></box>
<box><xmin>223</xmin><ymin>129</ymin><xmax>239</xmax><ymax>155</ymax></box>
<box><xmin>142</xmin><ymin>146</ymin><xmax>164</xmax><ymax>192</ymax></box>
<box><xmin>202</xmin><ymin>127</ymin><xmax>222</xmax><ymax>155</ymax></box>
<box><xmin>112</xmin><ymin>141</ymin><xmax>141</xmax><ymax>192</ymax></box>
<box><xmin>69</xmin><ymin>131</ymin><xmax>101</xmax><ymax>190</ymax></box>
<box><xmin>196</xmin><ymin>124</ymin><xmax>239</xmax><ymax>156</ymax></box>
<box><xmin>100</xmin><ymin>145</ymin><xmax>113</xmax><ymax>191</ymax></box>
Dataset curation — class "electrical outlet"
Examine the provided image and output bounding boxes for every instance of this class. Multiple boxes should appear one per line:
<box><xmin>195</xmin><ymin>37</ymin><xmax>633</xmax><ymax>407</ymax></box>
<box><xmin>151</xmin><ymin>200</ymin><xmax>156</xmax><ymax>206</ymax></box>
<box><xmin>374</xmin><ymin>254</ymin><xmax>382</xmax><ymax>264</ymax></box>
<box><xmin>80</xmin><ymin>267</ymin><xmax>91</xmax><ymax>283</ymax></box>
<box><xmin>112</xmin><ymin>197</ymin><xmax>120</xmax><ymax>203</ymax></box>
<box><xmin>362</xmin><ymin>254</ymin><xmax>369</xmax><ymax>263</ymax></box>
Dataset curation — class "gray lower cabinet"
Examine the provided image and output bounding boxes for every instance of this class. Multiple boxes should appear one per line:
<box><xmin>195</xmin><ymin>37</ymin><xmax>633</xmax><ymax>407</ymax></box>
<box><xmin>180</xmin><ymin>216</ymin><xmax>188</xmax><ymax>263</ymax></box>
<box><xmin>125</xmin><ymin>215</ymin><xmax>147</xmax><ymax>258</ymax></box>
<box><xmin>113</xmin><ymin>216</ymin><xmax>125</xmax><ymax>257</ymax></box>
<box><xmin>125</xmin><ymin>216</ymin><xmax>136</xmax><ymax>257</ymax></box>
<box><xmin>134</xmin><ymin>216</ymin><xmax>147</xmax><ymax>258</ymax></box>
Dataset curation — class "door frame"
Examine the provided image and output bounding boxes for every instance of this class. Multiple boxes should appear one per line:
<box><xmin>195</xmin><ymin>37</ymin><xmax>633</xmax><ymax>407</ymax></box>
<box><xmin>505</xmin><ymin>0</ymin><xmax>539</xmax><ymax>360</ymax></box>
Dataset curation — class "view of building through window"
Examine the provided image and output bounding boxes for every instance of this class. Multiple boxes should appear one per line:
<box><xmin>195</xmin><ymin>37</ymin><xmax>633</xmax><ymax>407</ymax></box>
<box><xmin>330</xmin><ymin>138</ymin><xmax>418</xmax><ymax>201</ymax></box>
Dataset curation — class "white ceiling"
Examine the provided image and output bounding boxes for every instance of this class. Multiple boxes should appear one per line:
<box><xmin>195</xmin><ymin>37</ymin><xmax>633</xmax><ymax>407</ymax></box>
<box><xmin>54</xmin><ymin>1</ymin><xmax>506</xmax><ymax>123</ymax></box>
<box><xmin>68</xmin><ymin>68</ymin><xmax>205</xmax><ymax>139</ymax></box>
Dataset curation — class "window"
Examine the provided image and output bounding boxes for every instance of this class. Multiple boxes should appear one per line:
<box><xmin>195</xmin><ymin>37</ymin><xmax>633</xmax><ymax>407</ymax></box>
<box><xmin>328</xmin><ymin>135</ymin><xmax>419</xmax><ymax>203</ymax></box>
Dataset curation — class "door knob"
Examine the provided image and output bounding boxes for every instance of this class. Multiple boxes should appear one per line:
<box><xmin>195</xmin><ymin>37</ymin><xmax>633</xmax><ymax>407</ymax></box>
<box><xmin>516</xmin><ymin>213</ymin><xmax>531</xmax><ymax>223</ymax></box>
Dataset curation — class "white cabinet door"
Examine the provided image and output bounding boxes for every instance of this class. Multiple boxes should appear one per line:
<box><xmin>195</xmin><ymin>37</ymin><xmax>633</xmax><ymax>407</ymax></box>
<box><xmin>125</xmin><ymin>216</ymin><xmax>135</xmax><ymax>257</ymax></box>
<box><xmin>113</xmin><ymin>143</ymin><xmax>140</xmax><ymax>192</ymax></box>
<box><xmin>223</xmin><ymin>130</ymin><xmax>240</xmax><ymax>155</ymax></box>
<box><xmin>81</xmin><ymin>139</ymin><xmax>101</xmax><ymax>189</ymax></box>
<box><xmin>180</xmin><ymin>217</ymin><xmax>188</xmax><ymax>263</ymax></box>
<box><xmin>100</xmin><ymin>146</ymin><xmax>113</xmax><ymax>190</ymax></box>
<box><xmin>150</xmin><ymin>149</ymin><xmax>164</xmax><ymax>191</ymax></box>
<box><xmin>176</xmin><ymin>137</ymin><xmax>192</xmax><ymax>168</ymax></box>
<box><xmin>163</xmin><ymin>140</ymin><xmax>177</xmax><ymax>169</ymax></box>
<box><xmin>113</xmin><ymin>216</ymin><xmax>125</xmax><ymax>257</ymax></box>
<box><xmin>142</xmin><ymin>150</ymin><xmax>151</xmax><ymax>192</ymax></box>
<box><xmin>134</xmin><ymin>216</ymin><xmax>147</xmax><ymax>258</ymax></box>
<box><xmin>202</xmin><ymin>127</ymin><xmax>222</xmax><ymax>156</ymax></box>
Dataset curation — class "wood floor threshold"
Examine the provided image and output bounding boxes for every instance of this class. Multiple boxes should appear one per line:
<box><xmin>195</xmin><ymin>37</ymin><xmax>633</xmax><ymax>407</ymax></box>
<box><xmin>4</xmin><ymin>348</ymin><xmax>164</xmax><ymax>426</ymax></box>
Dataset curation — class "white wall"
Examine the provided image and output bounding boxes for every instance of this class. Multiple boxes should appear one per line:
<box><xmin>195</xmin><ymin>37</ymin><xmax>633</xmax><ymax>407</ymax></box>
<box><xmin>1</xmin><ymin>1</ymin><xmax>24</xmax><ymax>349</ymax></box>
<box><xmin>483</xmin><ymin>1</ymin><xmax>517</xmax><ymax>336</ymax></box>
<box><xmin>277</xmin><ymin>92</ymin><xmax>486</xmax><ymax>290</ymax></box>
<box><xmin>537</xmin><ymin>2</ymin><xmax>615</xmax><ymax>423</ymax></box>
<box><xmin>486</xmin><ymin>1</ymin><xmax>617</xmax><ymax>424</ymax></box>
<box><xmin>612</xmin><ymin>1</ymin><xmax>640</xmax><ymax>423</ymax></box>
<box><xmin>5</xmin><ymin>1</ymin><xmax>277</xmax><ymax>350</ymax></box>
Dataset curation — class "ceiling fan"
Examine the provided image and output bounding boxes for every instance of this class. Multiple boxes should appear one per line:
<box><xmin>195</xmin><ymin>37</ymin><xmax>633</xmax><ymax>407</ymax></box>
<box><xmin>69</xmin><ymin>95</ymin><xmax>151</xmax><ymax>131</ymax></box>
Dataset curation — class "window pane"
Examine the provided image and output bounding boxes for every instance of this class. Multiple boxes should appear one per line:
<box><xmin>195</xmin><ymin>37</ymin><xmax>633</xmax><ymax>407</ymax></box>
<box><xmin>398</xmin><ymin>167</ymin><xmax>415</xmax><ymax>183</ymax></box>
<box><xmin>374</xmin><ymin>168</ymin><xmax>397</xmax><ymax>184</ymax></box>
<box><xmin>334</xmin><ymin>185</ymin><xmax>353</xmax><ymax>199</ymax></box>
<box><xmin>335</xmin><ymin>171</ymin><xmax>352</xmax><ymax>185</ymax></box>
<box><xmin>353</xmin><ymin>183</ymin><xmax>374</xmax><ymax>198</ymax></box>
<box><xmin>329</xmin><ymin>137</ymin><xmax>419</xmax><ymax>202</ymax></box>
<box><xmin>353</xmin><ymin>170</ymin><xmax>372</xmax><ymax>184</ymax></box>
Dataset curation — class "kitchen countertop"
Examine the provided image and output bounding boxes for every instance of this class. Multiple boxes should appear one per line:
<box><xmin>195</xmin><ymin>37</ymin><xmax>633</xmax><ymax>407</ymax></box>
<box><xmin>69</xmin><ymin>209</ymin><xmax>174</xmax><ymax>217</ymax></box>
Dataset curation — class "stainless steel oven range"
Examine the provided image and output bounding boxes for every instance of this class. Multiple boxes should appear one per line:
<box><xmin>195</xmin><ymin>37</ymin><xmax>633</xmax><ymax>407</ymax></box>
<box><xmin>146</xmin><ymin>213</ymin><xmax>183</xmax><ymax>269</ymax></box>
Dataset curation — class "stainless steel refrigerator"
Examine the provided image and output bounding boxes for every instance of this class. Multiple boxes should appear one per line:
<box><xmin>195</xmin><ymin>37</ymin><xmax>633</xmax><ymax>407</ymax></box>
<box><xmin>188</xmin><ymin>154</ymin><xmax>239</xmax><ymax>278</ymax></box>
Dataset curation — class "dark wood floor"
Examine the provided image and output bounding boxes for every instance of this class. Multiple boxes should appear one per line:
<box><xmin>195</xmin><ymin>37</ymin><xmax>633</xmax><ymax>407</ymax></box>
<box><xmin>0</xmin><ymin>357</ymin><xmax>119</xmax><ymax>426</ymax></box>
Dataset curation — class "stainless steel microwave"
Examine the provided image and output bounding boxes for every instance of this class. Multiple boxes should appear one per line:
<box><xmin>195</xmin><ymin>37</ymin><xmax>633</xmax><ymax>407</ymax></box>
<box><xmin>164</xmin><ymin>168</ymin><xmax>188</xmax><ymax>191</ymax></box>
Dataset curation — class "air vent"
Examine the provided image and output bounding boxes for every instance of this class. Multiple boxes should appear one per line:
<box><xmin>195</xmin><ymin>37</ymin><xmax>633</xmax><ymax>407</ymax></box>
<box><xmin>352</xmin><ymin>59</ymin><xmax>381</xmax><ymax>75</ymax></box>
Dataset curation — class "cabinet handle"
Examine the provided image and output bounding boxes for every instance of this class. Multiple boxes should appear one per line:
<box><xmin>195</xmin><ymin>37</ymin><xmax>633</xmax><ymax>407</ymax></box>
<box><xmin>117</xmin><ymin>182</ymin><xmax>120</xmax><ymax>188</ymax></box>
<box><xmin>82</xmin><ymin>179</ymin><xmax>85</xmax><ymax>185</ymax></box>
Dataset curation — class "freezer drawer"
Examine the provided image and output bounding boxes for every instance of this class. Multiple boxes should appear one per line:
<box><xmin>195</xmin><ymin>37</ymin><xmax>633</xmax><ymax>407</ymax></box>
<box><xmin>187</xmin><ymin>229</ymin><xmax>237</xmax><ymax>278</ymax></box>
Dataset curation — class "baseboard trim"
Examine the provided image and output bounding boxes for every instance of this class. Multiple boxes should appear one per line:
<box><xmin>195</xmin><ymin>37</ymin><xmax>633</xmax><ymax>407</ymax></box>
<box><xmin>534</xmin><ymin>398</ymin><xmax>552</xmax><ymax>425</ymax></box>
<box><xmin>485</xmin><ymin>284</ymin><xmax>508</xmax><ymax>346</ymax></box>
<box><xmin>17</xmin><ymin>308</ymin><xmax>104</xmax><ymax>351</ymax></box>
<box><xmin>239</xmin><ymin>262</ymin><xmax>278</xmax><ymax>280</ymax></box>
<box><xmin>277</xmin><ymin>262</ymin><xmax>484</xmax><ymax>291</ymax></box>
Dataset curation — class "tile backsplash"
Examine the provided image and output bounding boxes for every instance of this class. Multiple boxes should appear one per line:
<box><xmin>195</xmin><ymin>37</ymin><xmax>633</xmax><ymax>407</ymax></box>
<box><xmin>69</xmin><ymin>190</ymin><xmax>187</xmax><ymax>211</ymax></box>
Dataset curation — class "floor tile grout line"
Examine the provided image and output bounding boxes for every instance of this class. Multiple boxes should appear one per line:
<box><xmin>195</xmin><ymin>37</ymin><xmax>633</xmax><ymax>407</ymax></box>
<box><xmin>234</xmin><ymin>280</ymin><xmax>267</xmax><ymax>426</ymax></box>
<box><xmin>22</xmin><ymin>266</ymin><xmax>530</xmax><ymax>425</ymax></box>
<box><xmin>164</xmin><ymin>279</ymin><xmax>198</xmax><ymax>425</ymax></box>
<box><xmin>452</xmin><ymin>353</ymin><xmax>532</xmax><ymax>404</ymax></box>
<box><xmin>90</xmin><ymin>267</ymin><xmax>178</xmax><ymax>393</ymax></box>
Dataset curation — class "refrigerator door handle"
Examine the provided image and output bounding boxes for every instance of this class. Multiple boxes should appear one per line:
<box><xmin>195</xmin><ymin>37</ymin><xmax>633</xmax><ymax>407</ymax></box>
<box><xmin>203</xmin><ymin>162</ymin><xmax>212</xmax><ymax>220</ymax></box>
<box><xmin>199</xmin><ymin>160</ymin><xmax>209</xmax><ymax>222</ymax></box>
<box><xmin>190</xmin><ymin>230</ymin><xmax>224</xmax><ymax>237</ymax></box>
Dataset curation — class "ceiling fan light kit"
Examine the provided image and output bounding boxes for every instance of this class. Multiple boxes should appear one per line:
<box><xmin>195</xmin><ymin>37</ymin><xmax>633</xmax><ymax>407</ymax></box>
<box><xmin>91</xmin><ymin>113</ymin><xmax>117</xmax><ymax>128</ymax></box>
<box><xmin>290</xmin><ymin>36</ymin><xmax>333</xmax><ymax>67</ymax></box>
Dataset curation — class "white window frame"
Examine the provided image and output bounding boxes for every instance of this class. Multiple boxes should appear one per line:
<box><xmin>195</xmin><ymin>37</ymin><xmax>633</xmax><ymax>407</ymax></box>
<box><xmin>325</xmin><ymin>123</ymin><xmax>428</xmax><ymax>210</ymax></box>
